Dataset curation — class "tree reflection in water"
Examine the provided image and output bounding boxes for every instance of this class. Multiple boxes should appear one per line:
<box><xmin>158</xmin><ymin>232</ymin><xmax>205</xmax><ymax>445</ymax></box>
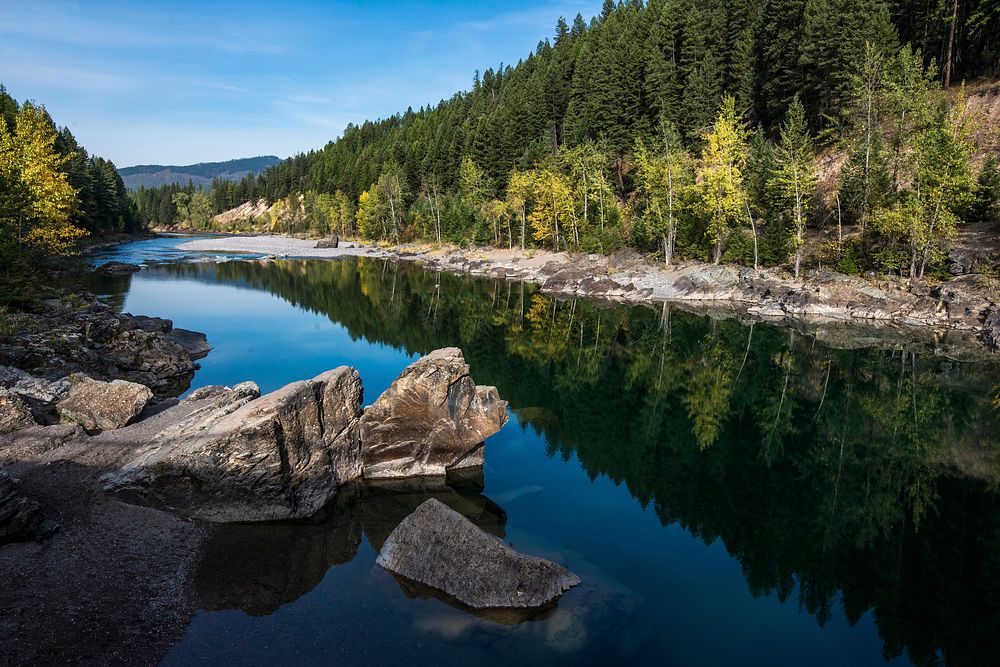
<box><xmin>147</xmin><ymin>257</ymin><xmax>1000</xmax><ymax>666</ymax></box>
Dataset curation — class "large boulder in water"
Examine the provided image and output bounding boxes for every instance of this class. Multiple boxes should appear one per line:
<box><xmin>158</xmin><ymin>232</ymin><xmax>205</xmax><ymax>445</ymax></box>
<box><xmin>359</xmin><ymin>348</ymin><xmax>508</xmax><ymax>478</ymax></box>
<box><xmin>56</xmin><ymin>374</ymin><xmax>153</xmax><ymax>432</ymax></box>
<box><xmin>103</xmin><ymin>367</ymin><xmax>364</xmax><ymax>522</ymax></box>
<box><xmin>377</xmin><ymin>498</ymin><xmax>579</xmax><ymax>609</ymax></box>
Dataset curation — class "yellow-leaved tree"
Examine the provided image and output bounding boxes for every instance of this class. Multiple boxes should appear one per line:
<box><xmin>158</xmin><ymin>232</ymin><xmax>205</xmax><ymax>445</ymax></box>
<box><xmin>696</xmin><ymin>96</ymin><xmax>750</xmax><ymax>265</ymax></box>
<box><xmin>0</xmin><ymin>102</ymin><xmax>83</xmax><ymax>255</ymax></box>
<box><xmin>528</xmin><ymin>169</ymin><xmax>574</xmax><ymax>252</ymax></box>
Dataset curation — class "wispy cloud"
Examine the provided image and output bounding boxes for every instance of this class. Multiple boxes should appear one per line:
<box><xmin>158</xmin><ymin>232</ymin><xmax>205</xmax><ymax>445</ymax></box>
<box><xmin>0</xmin><ymin>1</ymin><xmax>292</xmax><ymax>54</ymax></box>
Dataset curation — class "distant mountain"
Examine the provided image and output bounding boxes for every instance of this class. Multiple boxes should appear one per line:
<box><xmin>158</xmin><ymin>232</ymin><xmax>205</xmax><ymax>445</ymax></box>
<box><xmin>118</xmin><ymin>155</ymin><xmax>282</xmax><ymax>190</ymax></box>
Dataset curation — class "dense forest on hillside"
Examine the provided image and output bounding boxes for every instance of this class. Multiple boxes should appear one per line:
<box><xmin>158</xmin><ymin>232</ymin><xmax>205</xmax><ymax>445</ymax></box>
<box><xmin>137</xmin><ymin>0</ymin><xmax>1000</xmax><ymax>279</ymax></box>
<box><xmin>0</xmin><ymin>85</ymin><xmax>138</xmax><ymax>306</ymax></box>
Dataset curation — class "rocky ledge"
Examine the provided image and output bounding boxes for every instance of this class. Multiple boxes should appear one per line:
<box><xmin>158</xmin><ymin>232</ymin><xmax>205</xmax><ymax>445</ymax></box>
<box><xmin>0</xmin><ymin>293</ymin><xmax>210</xmax><ymax>402</ymax></box>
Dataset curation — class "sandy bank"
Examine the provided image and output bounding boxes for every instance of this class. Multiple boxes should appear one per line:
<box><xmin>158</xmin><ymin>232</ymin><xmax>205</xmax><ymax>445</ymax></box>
<box><xmin>178</xmin><ymin>235</ymin><xmax>386</xmax><ymax>258</ymax></box>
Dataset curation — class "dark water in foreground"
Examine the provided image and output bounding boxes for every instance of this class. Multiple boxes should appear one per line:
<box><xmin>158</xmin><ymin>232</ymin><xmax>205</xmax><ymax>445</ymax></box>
<box><xmin>89</xmin><ymin>238</ymin><xmax>1000</xmax><ymax>666</ymax></box>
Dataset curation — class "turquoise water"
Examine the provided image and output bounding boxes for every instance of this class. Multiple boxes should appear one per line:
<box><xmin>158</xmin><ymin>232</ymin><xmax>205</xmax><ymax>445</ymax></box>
<box><xmin>89</xmin><ymin>237</ymin><xmax>1000</xmax><ymax>666</ymax></box>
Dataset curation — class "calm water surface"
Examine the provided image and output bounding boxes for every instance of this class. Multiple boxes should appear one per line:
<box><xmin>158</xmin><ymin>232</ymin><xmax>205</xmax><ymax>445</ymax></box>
<box><xmin>89</xmin><ymin>237</ymin><xmax>1000</xmax><ymax>667</ymax></box>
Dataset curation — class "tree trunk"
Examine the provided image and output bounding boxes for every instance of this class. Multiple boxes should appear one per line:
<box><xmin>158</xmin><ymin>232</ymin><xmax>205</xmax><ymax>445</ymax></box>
<box><xmin>746</xmin><ymin>201</ymin><xmax>759</xmax><ymax>272</ymax></box>
<box><xmin>943</xmin><ymin>0</ymin><xmax>959</xmax><ymax>88</ymax></box>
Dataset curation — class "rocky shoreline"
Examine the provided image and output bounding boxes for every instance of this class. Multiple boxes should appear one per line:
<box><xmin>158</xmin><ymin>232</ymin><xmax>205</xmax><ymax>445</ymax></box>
<box><xmin>176</xmin><ymin>235</ymin><xmax>1000</xmax><ymax>355</ymax></box>
<box><xmin>0</xmin><ymin>281</ymin><xmax>555</xmax><ymax>664</ymax></box>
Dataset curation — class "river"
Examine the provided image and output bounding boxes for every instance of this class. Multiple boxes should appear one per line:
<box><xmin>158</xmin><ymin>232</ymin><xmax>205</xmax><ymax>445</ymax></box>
<box><xmin>87</xmin><ymin>236</ymin><xmax>1000</xmax><ymax>666</ymax></box>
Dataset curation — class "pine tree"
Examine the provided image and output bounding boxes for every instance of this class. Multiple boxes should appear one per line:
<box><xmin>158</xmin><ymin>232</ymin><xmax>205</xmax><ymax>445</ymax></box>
<box><xmin>972</xmin><ymin>156</ymin><xmax>1000</xmax><ymax>223</ymax></box>
<box><xmin>772</xmin><ymin>97</ymin><xmax>819</xmax><ymax>277</ymax></box>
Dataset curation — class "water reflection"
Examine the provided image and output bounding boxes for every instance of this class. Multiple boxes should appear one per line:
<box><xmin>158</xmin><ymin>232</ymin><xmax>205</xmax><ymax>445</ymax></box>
<box><xmin>112</xmin><ymin>255</ymin><xmax>1000</xmax><ymax>665</ymax></box>
<box><xmin>196</xmin><ymin>474</ymin><xmax>507</xmax><ymax>617</ymax></box>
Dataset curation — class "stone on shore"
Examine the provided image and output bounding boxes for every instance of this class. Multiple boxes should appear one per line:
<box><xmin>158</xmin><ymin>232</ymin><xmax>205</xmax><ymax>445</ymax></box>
<box><xmin>0</xmin><ymin>470</ymin><xmax>59</xmax><ymax>544</ymax></box>
<box><xmin>97</xmin><ymin>261</ymin><xmax>141</xmax><ymax>276</ymax></box>
<box><xmin>315</xmin><ymin>235</ymin><xmax>339</xmax><ymax>249</ymax></box>
<box><xmin>0</xmin><ymin>389</ymin><xmax>36</xmax><ymax>434</ymax></box>
<box><xmin>377</xmin><ymin>498</ymin><xmax>579</xmax><ymax>609</ymax></box>
<box><xmin>56</xmin><ymin>374</ymin><xmax>154</xmax><ymax>432</ymax></box>
<box><xmin>105</xmin><ymin>329</ymin><xmax>198</xmax><ymax>385</ymax></box>
<box><xmin>103</xmin><ymin>367</ymin><xmax>364</xmax><ymax>522</ymax></box>
<box><xmin>359</xmin><ymin>348</ymin><xmax>508</xmax><ymax>479</ymax></box>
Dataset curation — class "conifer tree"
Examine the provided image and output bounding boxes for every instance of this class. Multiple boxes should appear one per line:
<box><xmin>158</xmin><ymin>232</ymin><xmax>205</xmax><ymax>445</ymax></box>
<box><xmin>773</xmin><ymin>97</ymin><xmax>818</xmax><ymax>277</ymax></box>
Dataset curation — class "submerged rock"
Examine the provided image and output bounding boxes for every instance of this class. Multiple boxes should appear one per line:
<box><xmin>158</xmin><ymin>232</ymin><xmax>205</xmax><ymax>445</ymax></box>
<box><xmin>377</xmin><ymin>498</ymin><xmax>579</xmax><ymax>609</ymax></box>
<box><xmin>359</xmin><ymin>348</ymin><xmax>508</xmax><ymax>479</ymax></box>
<box><xmin>56</xmin><ymin>374</ymin><xmax>153</xmax><ymax>432</ymax></box>
<box><xmin>0</xmin><ymin>470</ymin><xmax>59</xmax><ymax>544</ymax></box>
<box><xmin>103</xmin><ymin>367</ymin><xmax>364</xmax><ymax>522</ymax></box>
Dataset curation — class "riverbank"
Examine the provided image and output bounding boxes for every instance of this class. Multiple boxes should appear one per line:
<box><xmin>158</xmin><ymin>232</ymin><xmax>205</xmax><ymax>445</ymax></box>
<box><xmin>177</xmin><ymin>235</ymin><xmax>1000</xmax><ymax>354</ymax></box>
<box><xmin>0</xmin><ymin>292</ymin><xmax>214</xmax><ymax>665</ymax></box>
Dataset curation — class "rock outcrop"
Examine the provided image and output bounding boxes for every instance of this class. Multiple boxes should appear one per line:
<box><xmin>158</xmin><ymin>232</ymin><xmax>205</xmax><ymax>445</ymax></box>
<box><xmin>359</xmin><ymin>348</ymin><xmax>508</xmax><ymax>478</ymax></box>
<box><xmin>101</xmin><ymin>349</ymin><xmax>508</xmax><ymax>523</ymax></box>
<box><xmin>0</xmin><ymin>389</ymin><xmax>36</xmax><ymax>434</ymax></box>
<box><xmin>377</xmin><ymin>498</ymin><xmax>579</xmax><ymax>609</ymax></box>
<box><xmin>103</xmin><ymin>367</ymin><xmax>363</xmax><ymax>522</ymax></box>
<box><xmin>0</xmin><ymin>293</ymin><xmax>210</xmax><ymax>395</ymax></box>
<box><xmin>0</xmin><ymin>470</ymin><xmax>58</xmax><ymax>544</ymax></box>
<box><xmin>56</xmin><ymin>374</ymin><xmax>154</xmax><ymax>433</ymax></box>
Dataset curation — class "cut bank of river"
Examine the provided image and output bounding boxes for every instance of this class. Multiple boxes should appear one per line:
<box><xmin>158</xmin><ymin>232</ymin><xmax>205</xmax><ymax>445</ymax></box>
<box><xmin>87</xmin><ymin>236</ymin><xmax>1000</xmax><ymax>666</ymax></box>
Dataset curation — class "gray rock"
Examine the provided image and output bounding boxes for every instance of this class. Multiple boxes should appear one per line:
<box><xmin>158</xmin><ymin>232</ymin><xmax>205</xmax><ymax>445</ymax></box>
<box><xmin>166</xmin><ymin>328</ymin><xmax>212</xmax><ymax>360</ymax></box>
<box><xmin>103</xmin><ymin>367</ymin><xmax>364</xmax><ymax>522</ymax></box>
<box><xmin>0</xmin><ymin>470</ymin><xmax>58</xmax><ymax>544</ymax></box>
<box><xmin>0</xmin><ymin>366</ymin><xmax>70</xmax><ymax>406</ymax></box>
<box><xmin>358</xmin><ymin>348</ymin><xmax>508</xmax><ymax>479</ymax></box>
<box><xmin>948</xmin><ymin>250</ymin><xmax>974</xmax><ymax>275</ymax></box>
<box><xmin>377</xmin><ymin>498</ymin><xmax>579</xmax><ymax>609</ymax></box>
<box><xmin>56</xmin><ymin>374</ymin><xmax>153</xmax><ymax>432</ymax></box>
<box><xmin>315</xmin><ymin>235</ymin><xmax>339</xmax><ymax>249</ymax></box>
<box><xmin>185</xmin><ymin>381</ymin><xmax>260</xmax><ymax>403</ymax></box>
<box><xmin>125</xmin><ymin>315</ymin><xmax>173</xmax><ymax>333</ymax></box>
<box><xmin>106</xmin><ymin>329</ymin><xmax>197</xmax><ymax>386</ymax></box>
<box><xmin>0</xmin><ymin>389</ymin><xmax>36</xmax><ymax>434</ymax></box>
<box><xmin>96</xmin><ymin>261</ymin><xmax>141</xmax><ymax>276</ymax></box>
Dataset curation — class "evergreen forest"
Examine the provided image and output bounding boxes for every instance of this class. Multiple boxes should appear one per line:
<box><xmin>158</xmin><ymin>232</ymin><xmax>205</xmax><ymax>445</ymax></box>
<box><xmin>134</xmin><ymin>0</ymin><xmax>1000</xmax><ymax>279</ymax></box>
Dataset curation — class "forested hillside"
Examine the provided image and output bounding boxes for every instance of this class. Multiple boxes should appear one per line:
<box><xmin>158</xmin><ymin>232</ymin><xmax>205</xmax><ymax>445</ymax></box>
<box><xmin>119</xmin><ymin>155</ymin><xmax>281</xmax><ymax>190</ymax></box>
<box><xmin>136</xmin><ymin>0</ymin><xmax>1000</xmax><ymax>278</ymax></box>
<box><xmin>0</xmin><ymin>85</ymin><xmax>139</xmax><ymax>306</ymax></box>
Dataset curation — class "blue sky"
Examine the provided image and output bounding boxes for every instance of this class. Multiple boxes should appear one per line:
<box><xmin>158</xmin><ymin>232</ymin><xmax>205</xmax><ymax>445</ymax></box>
<box><xmin>1</xmin><ymin>0</ymin><xmax>602</xmax><ymax>167</ymax></box>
